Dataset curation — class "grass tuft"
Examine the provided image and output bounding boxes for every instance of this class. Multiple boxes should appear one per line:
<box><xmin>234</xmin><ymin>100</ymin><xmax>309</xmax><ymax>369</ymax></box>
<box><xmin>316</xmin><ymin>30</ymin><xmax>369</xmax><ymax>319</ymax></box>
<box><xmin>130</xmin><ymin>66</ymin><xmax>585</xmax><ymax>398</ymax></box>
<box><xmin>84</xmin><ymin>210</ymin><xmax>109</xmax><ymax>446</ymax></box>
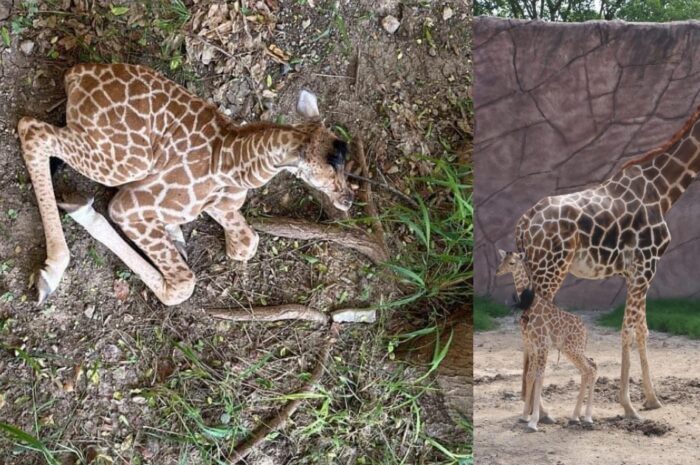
<box><xmin>474</xmin><ymin>296</ymin><xmax>511</xmax><ymax>331</ymax></box>
<box><xmin>382</xmin><ymin>156</ymin><xmax>471</xmax><ymax>312</ymax></box>
<box><xmin>598</xmin><ymin>299</ymin><xmax>700</xmax><ymax>339</ymax></box>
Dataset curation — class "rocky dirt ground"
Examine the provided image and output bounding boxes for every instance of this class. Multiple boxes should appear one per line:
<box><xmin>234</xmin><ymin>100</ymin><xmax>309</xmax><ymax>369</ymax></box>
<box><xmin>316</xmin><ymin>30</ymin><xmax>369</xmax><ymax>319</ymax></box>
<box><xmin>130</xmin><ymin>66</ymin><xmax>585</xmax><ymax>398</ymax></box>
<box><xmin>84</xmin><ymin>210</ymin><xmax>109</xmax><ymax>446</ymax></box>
<box><xmin>0</xmin><ymin>1</ymin><xmax>471</xmax><ymax>464</ymax></box>
<box><xmin>475</xmin><ymin>311</ymin><xmax>700</xmax><ymax>465</ymax></box>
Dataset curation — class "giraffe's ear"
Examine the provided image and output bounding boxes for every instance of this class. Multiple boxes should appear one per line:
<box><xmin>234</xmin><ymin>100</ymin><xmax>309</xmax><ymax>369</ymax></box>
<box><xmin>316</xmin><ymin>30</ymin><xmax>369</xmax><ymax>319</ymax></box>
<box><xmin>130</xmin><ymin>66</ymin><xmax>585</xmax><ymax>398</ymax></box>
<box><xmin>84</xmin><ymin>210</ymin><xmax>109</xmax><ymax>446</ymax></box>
<box><xmin>497</xmin><ymin>249</ymin><xmax>506</xmax><ymax>260</ymax></box>
<box><xmin>297</xmin><ymin>90</ymin><xmax>320</xmax><ymax>119</ymax></box>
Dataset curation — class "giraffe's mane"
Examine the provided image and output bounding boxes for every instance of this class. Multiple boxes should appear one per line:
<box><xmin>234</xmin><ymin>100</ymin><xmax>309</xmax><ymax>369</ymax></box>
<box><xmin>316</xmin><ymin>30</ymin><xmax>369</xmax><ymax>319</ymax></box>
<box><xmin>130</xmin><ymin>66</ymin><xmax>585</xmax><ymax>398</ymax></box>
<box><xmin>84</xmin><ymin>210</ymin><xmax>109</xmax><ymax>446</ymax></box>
<box><xmin>621</xmin><ymin>104</ymin><xmax>700</xmax><ymax>169</ymax></box>
<box><xmin>230</xmin><ymin>121</ymin><xmax>309</xmax><ymax>137</ymax></box>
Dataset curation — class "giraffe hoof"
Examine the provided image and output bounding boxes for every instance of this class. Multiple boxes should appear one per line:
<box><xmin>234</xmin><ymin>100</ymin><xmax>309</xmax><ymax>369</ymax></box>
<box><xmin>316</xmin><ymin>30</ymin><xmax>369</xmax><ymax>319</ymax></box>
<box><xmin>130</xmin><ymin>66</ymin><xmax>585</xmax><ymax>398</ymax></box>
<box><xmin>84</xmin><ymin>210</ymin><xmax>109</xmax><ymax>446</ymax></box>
<box><xmin>540</xmin><ymin>415</ymin><xmax>556</xmax><ymax>425</ymax></box>
<box><xmin>568</xmin><ymin>418</ymin><xmax>581</xmax><ymax>426</ymax></box>
<box><xmin>582</xmin><ymin>416</ymin><xmax>594</xmax><ymax>424</ymax></box>
<box><xmin>623</xmin><ymin>411</ymin><xmax>642</xmax><ymax>421</ymax></box>
<box><xmin>525</xmin><ymin>425</ymin><xmax>538</xmax><ymax>433</ymax></box>
<box><xmin>36</xmin><ymin>270</ymin><xmax>56</xmax><ymax>305</ymax></box>
<box><xmin>643</xmin><ymin>399</ymin><xmax>662</xmax><ymax>410</ymax></box>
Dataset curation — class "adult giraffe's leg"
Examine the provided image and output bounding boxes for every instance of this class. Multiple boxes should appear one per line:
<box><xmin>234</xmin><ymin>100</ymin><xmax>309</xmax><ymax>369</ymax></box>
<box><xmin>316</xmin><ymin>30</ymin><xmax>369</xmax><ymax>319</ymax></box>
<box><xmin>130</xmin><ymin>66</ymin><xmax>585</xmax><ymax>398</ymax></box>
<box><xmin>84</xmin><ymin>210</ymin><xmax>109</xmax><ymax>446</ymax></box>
<box><xmin>205</xmin><ymin>196</ymin><xmax>259</xmax><ymax>261</ymax></box>
<box><xmin>620</xmin><ymin>280</ymin><xmax>652</xmax><ymax>419</ymax></box>
<box><xmin>636</xmin><ymin>299</ymin><xmax>661</xmax><ymax>410</ymax></box>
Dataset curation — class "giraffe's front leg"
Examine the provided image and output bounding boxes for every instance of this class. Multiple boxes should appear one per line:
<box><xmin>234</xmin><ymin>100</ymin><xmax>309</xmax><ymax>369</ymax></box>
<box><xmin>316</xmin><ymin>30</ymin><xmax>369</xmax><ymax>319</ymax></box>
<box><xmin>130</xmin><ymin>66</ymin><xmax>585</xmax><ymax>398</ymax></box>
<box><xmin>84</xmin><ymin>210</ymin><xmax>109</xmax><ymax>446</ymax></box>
<box><xmin>206</xmin><ymin>201</ymin><xmax>259</xmax><ymax>262</ymax></box>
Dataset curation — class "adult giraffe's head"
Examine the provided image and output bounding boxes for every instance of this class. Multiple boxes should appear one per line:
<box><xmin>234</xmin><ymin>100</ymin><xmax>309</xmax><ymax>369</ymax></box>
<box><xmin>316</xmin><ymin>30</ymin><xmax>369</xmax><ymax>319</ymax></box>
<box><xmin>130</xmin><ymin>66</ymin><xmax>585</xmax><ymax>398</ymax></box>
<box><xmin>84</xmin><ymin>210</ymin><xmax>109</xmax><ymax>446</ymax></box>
<box><xmin>287</xmin><ymin>90</ymin><xmax>354</xmax><ymax>211</ymax></box>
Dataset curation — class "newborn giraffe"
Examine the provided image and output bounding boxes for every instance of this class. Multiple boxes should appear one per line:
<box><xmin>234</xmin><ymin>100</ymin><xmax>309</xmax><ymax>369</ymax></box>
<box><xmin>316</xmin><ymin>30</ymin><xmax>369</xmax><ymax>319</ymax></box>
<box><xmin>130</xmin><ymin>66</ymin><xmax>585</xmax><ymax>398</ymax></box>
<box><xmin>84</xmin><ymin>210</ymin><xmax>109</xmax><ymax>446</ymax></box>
<box><xmin>18</xmin><ymin>63</ymin><xmax>353</xmax><ymax>306</ymax></box>
<box><xmin>497</xmin><ymin>250</ymin><xmax>597</xmax><ymax>432</ymax></box>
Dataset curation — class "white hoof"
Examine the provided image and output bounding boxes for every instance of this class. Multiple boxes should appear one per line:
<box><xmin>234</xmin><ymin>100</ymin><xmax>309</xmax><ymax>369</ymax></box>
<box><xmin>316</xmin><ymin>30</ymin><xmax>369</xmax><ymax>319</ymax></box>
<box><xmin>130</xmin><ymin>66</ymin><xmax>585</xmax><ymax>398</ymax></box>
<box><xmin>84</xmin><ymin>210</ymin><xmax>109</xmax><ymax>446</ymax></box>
<box><xmin>36</xmin><ymin>258</ymin><xmax>68</xmax><ymax>305</ymax></box>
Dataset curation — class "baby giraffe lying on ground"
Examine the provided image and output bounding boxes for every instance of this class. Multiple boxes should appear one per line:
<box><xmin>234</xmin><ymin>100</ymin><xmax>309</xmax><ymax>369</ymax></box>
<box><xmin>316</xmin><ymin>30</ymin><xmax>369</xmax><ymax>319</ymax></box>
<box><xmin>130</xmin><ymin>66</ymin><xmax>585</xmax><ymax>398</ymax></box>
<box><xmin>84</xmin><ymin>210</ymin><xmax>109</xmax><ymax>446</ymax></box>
<box><xmin>496</xmin><ymin>250</ymin><xmax>597</xmax><ymax>432</ymax></box>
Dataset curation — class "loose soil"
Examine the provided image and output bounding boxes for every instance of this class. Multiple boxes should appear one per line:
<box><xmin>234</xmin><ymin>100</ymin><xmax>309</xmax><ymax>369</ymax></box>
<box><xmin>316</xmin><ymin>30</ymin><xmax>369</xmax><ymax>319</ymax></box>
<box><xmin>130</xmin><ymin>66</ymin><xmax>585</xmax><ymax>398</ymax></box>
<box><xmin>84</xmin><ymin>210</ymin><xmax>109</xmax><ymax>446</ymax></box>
<box><xmin>475</xmin><ymin>311</ymin><xmax>700</xmax><ymax>465</ymax></box>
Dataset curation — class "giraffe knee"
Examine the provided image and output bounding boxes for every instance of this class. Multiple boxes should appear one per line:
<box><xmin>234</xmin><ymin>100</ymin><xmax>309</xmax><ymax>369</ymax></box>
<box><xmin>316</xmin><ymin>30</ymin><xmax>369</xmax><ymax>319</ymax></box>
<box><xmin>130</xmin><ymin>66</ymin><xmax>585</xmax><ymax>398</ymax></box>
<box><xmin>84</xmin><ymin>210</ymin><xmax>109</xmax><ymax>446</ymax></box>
<box><xmin>18</xmin><ymin>116</ymin><xmax>40</xmax><ymax>139</ymax></box>
<box><xmin>162</xmin><ymin>274</ymin><xmax>195</xmax><ymax>306</ymax></box>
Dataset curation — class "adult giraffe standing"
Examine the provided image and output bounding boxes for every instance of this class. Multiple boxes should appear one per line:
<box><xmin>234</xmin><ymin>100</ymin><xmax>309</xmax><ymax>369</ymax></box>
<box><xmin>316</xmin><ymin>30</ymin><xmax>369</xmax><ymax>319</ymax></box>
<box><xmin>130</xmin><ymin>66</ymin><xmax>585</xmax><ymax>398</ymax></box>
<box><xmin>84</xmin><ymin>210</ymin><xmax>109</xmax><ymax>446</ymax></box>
<box><xmin>515</xmin><ymin>105</ymin><xmax>700</xmax><ymax>420</ymax></box>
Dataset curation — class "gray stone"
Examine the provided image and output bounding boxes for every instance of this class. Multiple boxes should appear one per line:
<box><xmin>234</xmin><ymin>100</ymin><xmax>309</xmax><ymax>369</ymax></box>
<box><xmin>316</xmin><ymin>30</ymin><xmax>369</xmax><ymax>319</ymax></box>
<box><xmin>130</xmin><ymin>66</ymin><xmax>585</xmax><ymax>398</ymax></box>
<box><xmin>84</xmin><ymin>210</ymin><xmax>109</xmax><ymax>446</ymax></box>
<box><xmin>381</xmin><ymin>15</ymin><xmax>400</xmax><ymax>34</ymax></box>
<box><xmin>20</xmin><ymin>40</ymin><xmax>34</xmax><ymax>56</ymax></box>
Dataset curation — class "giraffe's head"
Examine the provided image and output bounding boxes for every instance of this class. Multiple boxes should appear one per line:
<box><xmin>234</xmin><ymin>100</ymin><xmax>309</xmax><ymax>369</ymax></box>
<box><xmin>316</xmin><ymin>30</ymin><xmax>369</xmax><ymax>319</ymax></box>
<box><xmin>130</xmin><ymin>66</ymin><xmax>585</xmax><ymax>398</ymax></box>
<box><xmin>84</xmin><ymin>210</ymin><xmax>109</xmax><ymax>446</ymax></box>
<box><xmin>495</xmin><ymin>249</ymin><xmax>525</xmax><ymax>277</ymax></box>
<box><xmin>290</xmin><ymin>90</ymin><xmax>354</xmax><ymax>211</ymax></box>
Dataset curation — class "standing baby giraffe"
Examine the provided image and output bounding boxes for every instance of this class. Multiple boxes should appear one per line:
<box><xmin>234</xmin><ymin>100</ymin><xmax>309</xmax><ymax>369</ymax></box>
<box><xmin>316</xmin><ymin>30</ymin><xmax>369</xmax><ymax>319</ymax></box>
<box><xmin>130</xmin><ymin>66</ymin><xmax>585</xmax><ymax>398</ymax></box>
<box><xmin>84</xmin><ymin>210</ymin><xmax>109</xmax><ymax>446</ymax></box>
<box><xmin>18</xmin><ymin>63</ymin><xmax>353</xmax><ymax>306</ymax></box>
<box><xmin>497</xmin><ymin>250</ymin><xmax>597</xmax><ymax>432</ymax></box>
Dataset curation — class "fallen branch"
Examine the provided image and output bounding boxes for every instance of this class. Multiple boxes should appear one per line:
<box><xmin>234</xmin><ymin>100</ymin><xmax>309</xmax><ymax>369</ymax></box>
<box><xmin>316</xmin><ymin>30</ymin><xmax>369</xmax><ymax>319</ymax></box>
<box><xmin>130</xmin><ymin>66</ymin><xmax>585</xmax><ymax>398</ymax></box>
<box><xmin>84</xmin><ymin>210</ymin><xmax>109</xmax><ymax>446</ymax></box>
<box><xmin>347</xmin><ymin>172</ymin><xmax>419</xmax><ymax>209</ymax></box>
<box><xmin>249</xmin><ymin>217</ymin><xmax>388</xmax><ymax>264</ymax></box>
<box><xmin>355</xmin><ymin>138</ymin><xmax>386</xmax><ymax>249</ymax></box>
<box><xmin>229</xmin><ymin>325</ymin><xmax>338</xmax><ymax>463</ymax></box>
<box><xmin>204</xmin><ymin>305</ymin><xmax>377</xmax><ymax>324</ymax></box>
<box><xmin>205</xmin><ymin>304</ymin><xmax>328</xmax><ymax>325</ymax></box>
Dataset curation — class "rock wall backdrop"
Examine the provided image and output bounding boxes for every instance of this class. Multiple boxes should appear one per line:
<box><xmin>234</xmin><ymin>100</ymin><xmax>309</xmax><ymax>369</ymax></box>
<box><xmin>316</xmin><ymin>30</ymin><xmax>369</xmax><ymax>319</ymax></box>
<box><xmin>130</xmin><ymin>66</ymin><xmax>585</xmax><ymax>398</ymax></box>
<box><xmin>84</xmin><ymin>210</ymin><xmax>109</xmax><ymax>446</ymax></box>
<box><xmin>474</xmin><ymin>17</ymin><xmax>700</xmax><ymax>309</ymax></box>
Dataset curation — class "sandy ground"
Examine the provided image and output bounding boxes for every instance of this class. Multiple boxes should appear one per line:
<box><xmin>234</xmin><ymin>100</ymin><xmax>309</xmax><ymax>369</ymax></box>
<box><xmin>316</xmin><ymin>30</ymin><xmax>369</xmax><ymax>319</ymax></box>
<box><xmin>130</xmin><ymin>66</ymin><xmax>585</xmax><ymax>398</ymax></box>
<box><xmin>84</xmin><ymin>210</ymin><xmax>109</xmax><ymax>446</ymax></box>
<box><xmin>475</xmin><ymin>311</ymin><xmax>700</xmax><ymax>465</ymax></box>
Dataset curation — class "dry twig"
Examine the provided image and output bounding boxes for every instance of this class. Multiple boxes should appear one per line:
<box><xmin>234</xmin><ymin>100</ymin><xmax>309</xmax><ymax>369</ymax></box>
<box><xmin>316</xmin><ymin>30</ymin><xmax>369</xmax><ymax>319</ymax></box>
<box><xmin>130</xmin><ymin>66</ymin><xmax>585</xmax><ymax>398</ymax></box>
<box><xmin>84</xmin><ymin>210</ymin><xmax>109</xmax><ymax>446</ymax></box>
<box><xmin>205</xmin><ymin>304</ymin><xmax>328</xmax><ymax>324</ymax></box>
<box><xmin>250</xmin><ymin>217</ymin><xmax>388</xmax><ymax>263</ymax></box>
<box><xmin>229</xmin><ymin>325</ymin><xmax>338</xmax><ymax>462</ymax></box>
<box><xmin>355</xmin><ymin>138</ymin><xmax>386</xmax><ymax>248</ymax></box>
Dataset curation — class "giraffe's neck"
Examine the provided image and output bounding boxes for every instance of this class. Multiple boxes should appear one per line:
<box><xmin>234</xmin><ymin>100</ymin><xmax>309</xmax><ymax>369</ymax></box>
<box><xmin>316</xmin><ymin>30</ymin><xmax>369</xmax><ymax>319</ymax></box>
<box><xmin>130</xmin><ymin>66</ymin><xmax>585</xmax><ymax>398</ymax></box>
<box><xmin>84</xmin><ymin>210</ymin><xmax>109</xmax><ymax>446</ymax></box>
<box><xmin>217</xmin><ymin>124</ymin><xmax>307</xmax><ymax>189</ymax></box>
<box><xmin>636</xmin><ymin>113</ymin><xmax>700</xmax><ymax>213</ymax></box>
<box><xmin>511</xmin><ymin>264</ymin><xmax>531</xmax><ymax>296</ymax></box>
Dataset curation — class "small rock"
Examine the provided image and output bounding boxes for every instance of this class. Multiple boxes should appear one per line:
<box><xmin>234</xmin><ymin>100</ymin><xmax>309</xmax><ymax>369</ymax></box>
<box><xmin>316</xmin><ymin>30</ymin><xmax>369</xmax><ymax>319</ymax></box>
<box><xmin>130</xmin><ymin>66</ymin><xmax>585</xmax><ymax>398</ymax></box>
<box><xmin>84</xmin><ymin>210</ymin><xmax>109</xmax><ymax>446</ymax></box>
<box><xmin>20</xmin><ymin>40</ymin><xmax>34</xmax><ymax>56</ymax></box>
<box><xmin>429</xmin><ymin>47</ymin><xmax>437</xmax><ymax>57</ymax></box>
<box><xmin>443</xmin><ymin>6</ymin><xmax>454</xmax><ymax>21</ymax></box>
<box><xmin>382</xmin><ymin>15</ymin><xmax>400</xmax><ymax>34</ymax></box>
<box><xmin>84</xmin><ymin>305</ymin><xmax>96</xmax><ymax>319</ymax></box>
<box><xmin>200</xmin><ymin>46</ymin><xmax>216</xmax><ymax>65</ymax></box>
<box><xmin>302</xmin><ymin>18</ymin><xmax>311</xmax><ymax>29</ymax></box>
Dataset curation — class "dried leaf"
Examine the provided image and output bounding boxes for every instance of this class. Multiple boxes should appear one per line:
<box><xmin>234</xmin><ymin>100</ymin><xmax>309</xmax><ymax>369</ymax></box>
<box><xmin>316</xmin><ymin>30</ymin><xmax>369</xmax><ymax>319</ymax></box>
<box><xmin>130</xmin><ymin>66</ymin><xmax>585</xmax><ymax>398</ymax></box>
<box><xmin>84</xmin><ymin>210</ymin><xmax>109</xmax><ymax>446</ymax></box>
<box><xmin>113</xmin><ymin>279</ymin><xmax>129</xmax><ymax>301</ymax></box>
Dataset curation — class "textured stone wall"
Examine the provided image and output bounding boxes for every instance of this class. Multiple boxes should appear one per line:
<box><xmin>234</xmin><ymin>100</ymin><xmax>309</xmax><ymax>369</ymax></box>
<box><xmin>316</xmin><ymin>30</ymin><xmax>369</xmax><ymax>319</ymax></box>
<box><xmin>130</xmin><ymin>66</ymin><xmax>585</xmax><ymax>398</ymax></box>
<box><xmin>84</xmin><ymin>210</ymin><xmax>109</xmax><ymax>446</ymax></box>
<box><xmin>474</xmin><ymin>17</ymin><xmax>700</xmax><ymax>309</ymax></box>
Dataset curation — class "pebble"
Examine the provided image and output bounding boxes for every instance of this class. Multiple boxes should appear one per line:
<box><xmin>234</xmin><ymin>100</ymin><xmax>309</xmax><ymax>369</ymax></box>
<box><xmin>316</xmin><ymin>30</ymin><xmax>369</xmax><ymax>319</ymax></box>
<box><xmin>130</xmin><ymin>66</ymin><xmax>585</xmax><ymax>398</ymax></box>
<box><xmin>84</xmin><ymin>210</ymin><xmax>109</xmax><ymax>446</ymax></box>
<box><xmin>20</xmin><ymin>40</ymin><xmax>34</xmax><ymax>56</ymax></box>
<box><xmin>443</xmin><ymin>6</ymin><xmax>454</xmax><ymax>20</ymax></box>
<box><xmin>382</xmin><ymin>15</ymin><xmax>400</xmax><ymax>34</ymax></box>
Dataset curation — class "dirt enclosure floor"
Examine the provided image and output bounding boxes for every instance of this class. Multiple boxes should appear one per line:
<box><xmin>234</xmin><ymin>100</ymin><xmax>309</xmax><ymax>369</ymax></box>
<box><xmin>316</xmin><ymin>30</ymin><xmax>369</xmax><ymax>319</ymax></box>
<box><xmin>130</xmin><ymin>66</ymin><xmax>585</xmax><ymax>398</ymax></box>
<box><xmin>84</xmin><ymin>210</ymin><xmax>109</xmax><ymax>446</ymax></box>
<box><xmin>475</xmin><ymin>312</ymin><xmax>700</xmax><ymax>465</ymax></box>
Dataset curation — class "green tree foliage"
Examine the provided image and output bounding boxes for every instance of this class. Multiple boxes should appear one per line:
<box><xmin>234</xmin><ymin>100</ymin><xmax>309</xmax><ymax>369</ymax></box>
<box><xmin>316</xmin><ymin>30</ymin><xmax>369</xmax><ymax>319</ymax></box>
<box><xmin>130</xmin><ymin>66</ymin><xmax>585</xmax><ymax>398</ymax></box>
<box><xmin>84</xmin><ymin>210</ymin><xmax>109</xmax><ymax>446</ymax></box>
<box><xmin>475</xmin><ymin>0</ymin><xmax>700</xmax><ymax>21</ymax></box>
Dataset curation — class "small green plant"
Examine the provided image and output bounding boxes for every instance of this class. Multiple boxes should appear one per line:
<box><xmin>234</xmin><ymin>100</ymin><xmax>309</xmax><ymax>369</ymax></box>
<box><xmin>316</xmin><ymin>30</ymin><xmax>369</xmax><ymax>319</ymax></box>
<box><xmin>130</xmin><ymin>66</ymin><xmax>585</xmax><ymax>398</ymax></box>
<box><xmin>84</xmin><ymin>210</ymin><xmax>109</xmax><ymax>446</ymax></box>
<box><xmin>88</xmin><ymin>246</ymin><xmax>104</xmax><ymax>267</ymax></box>
<box><xmin>474</xmin><ymin>296</ymin><xmax>510</xmax><ymax>331</ymax></box>
<box><xmin>382</xmin><ymin>156</ymin><xmax>471</xmax><ymax>311</ymax></box>
<box><xmin>6</xmin><ymin>209</ymin><xmax>18</xmax><ymax>220</ymax></box>
<box><xmin>0</xmin><ymin>259</ymin><xmax>14</xmax><ymax>275</ymax></box>
<box><xmin>10</xmin><ymin>1</ymin><xmax>38</xmax><ymax>34</ymax></box>
<box><xmin>0</xmin><ymin>422</ymin><xmax>60</xmax><ymax>465</ymax></box>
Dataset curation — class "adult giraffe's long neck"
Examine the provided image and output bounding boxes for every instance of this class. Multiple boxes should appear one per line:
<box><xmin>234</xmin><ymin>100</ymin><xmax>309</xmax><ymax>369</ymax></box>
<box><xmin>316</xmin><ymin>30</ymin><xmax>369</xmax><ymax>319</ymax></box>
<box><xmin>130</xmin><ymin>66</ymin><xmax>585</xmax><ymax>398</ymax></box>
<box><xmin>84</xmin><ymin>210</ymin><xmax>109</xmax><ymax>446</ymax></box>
<box><xmin>624</xmin><ymin>106</ymin><xmax>700</xmax><ymax>214</ymax></box>
<box><xmin>216</xmin><ymin>123</ymin><xmax>308</xmax><ymax>188</ymax></box>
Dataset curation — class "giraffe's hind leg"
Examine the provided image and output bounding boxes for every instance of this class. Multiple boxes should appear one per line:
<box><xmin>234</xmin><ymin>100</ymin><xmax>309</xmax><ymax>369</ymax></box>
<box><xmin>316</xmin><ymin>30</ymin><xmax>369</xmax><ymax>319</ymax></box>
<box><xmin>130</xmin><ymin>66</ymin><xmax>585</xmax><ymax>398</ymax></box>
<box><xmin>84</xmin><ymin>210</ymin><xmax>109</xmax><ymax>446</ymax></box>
<box><xmin>109</xmin><ymin>191</ymin><xmax>195</xmax><ymax>305</ymax></box>
<box><xmin>18</xmin><ymin>117</ymin><xmax>152</xmax><ymax>303</ymax></box>
<box><xmin>18</xmin><ymin>118</ymin><xmax>73</xmax><ymax>303</ymax></box>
